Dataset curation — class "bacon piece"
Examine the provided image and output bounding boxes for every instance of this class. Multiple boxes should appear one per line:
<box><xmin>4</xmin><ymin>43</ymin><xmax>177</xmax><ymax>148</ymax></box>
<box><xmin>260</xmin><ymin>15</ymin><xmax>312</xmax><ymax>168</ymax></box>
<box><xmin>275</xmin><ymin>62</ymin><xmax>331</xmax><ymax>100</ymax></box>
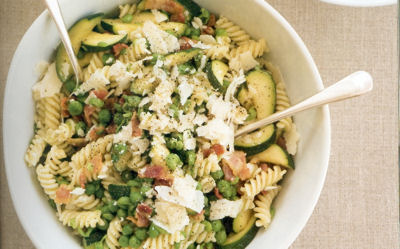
<box><xmin>214</xmin><ymin>188</ymin><xmax>223</xmax><ymax>199</ymax></box>
<box><xmin>276</xmin><ymin>137</ymin><xmax>287</xmax><ymax>150</ymax></box>
<box><xmin>137</xmin><ymin>204</ymin><xmax>153</xmax><ymax>216</ymax></box>
<box><xmin>260</xmin><ymin>163</ymin><xmax>270</xmax><ymax>172</ymax></box>
<box><xmin>139</xmin><ymin>165</ymin><xmax>168</xmax><ymax>180</ymax></box>
<box><xmin>203</xmin><ymin>144</ymin><xmax>225</xmax><ymax>158</ymax></box>
<box><xmin>131</xmin><ymin>204</ymin><xmax>153</xmax><ymax>227</ymax></box>
<box><xmin>126</xmin><ymin>216</ymin><xmax>149</xmax><ymax>228</ymax></box>
<box><xmin>171</xmin><ymin>12</ymin><xmax>185</xmax><ymax>23</ymax></box>
<box><xmin>112</xmin><ymin>43</ymin><xmax>129</xmax><ymax>57</ymax></box>
<box><xmin>222</xmin><ymin>164</ymin><xmax>235</xmax><ymax>181</ymax></box>
<box><xmin>131</xmin><ymin>113</ymin><xmax>142</xmax><ymax>137</ymax></box>
<box><xmin>202</xmin><ymin>26</ymin><xmax>214</xmax><ymax>35</ymax></box>
<box><xmin>222</xmin><ymin>151</ymin><xmax>250</xmax><ymax>181</ymax></box>
<box><xmin>179</xmin><ymin>36</ymin><xmax>193</xmax><ymax>50</ymax></box>
<box><xmin>55</xmin><ymin>185</ymin><xmax>71</xmax><ymax>204</ymax></box>
<box><xmin>154</xmin><ymin>178</ymin><xmax>173</xmax><ymax>187</ymax></box>
<box><xmin>88</xmin><ymin>126</ymin><xmax>105</xmax><ymax>141</ymax></box>
<box><xmin>105</xmin><ymin>97</ymin><xmax>117</xmax><ymax>109</ymax></box>
<box><xmin>91</xmin><ymin>154</ymin><xmax>103</xmax><ymax>174</ymax></box>
<box><xmin>190</xmin><ymin>209</ymin><xmax>205</xmax><ymax>222</ymax></box>
<box><xmin>79</xmin><ymin>169</ymin><xmax>87</xmax><ymax>188</ymax></box>
<box><xmin>105</xmin><ymin>124</ymin><xmax>117</xmax><ymax>135</ymax></box>
<box><xmin>83</xmin><ymin>105</ymin><xmax>96</xmax><ymax>127</ymax></box>
<box><xmin>207</xmin><ymin>14</ymin><xmax>216</xmax><ymax>27</ymax></box>
<box><xmin>60</xmin><ymin>97</ymin><xmax>70</xmax><ymax>117</ymax></box>
<box><xmin>92</xmin><ymin>89</ymin><xmax>108</xmax><ymax>100</ymax></box>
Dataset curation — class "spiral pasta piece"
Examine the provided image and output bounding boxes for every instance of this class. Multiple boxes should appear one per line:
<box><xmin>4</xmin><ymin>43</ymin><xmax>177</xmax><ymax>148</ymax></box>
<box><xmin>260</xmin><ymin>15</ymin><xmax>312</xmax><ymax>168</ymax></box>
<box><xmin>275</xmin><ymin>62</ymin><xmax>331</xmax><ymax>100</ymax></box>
<box><xmin>229</xmin><ymin>39</ymin><xmax>268</xmax><ymax>59</ymax></box>
<box><xmin>43</xmin><ymin>94</ymin><xmax>61</xmax><ymax>130</ymax></box>
<box><xmin>199</xmin><ymin>175</ymin><xmax>216</xmax><ymax>193</ymax></box>
<box><xmin>34</xmin><ymin>98</ymin><xmax>46</xmax><ymax>129</ymax></box>
<box><xmin>45</xmin><ymin>119</ymin><xmax>75</xmax><ymax>145</ymax></box>
<box><xmin>71</xmin><ymin>135</ymin><xmax>113</xmax><ymax>171</ymax></box>
<box><xmin>140</xmin><ymin>230</ymin><xmax>184</xmax><ymax>249</ymax></box>
<box><xmin>45</xmin><ymin>146</ymin><xmax>67</xmax><ymax>175</ymax></box>
<box><xmin>106</xmin><ymin>218</ymin><xmax>122</xmax><ymax>249</ymax></box>
<box><xmin>240</xmin><ymin>166</ymin><xmax>286</xmax><ymax>201</ymax></box>
<box><xmin>119</xmin><ymin>3</ymin><xmax>137</xmax><ymax>19</ymax></box>
<box><xmin>66</xmin><ymin>194</ymin><xmax>101</xmax><ymax>210</ymax></box>
<box><xmin>254</xmin><ymin>187</ymin><xmax>280</xmax><ymax>228</ymax></box>
<box><xmin>57</xmin><ymin>161</ymin><xmax>73</xmax><ymax>179</ymax></box>
<box><xmin>119</xmin><ymin>38</ymin><xmax>151</xmax><ymax>64</ymax></box>
<box><xmin>215</xmin><ymin>16</ymin><xmax>250</xmax><ymax>46</ymax></box>
<box><xmin>58</xmin><ymin>209</ymin><xmax>104</xmax><ymax>228</ymax></box>
<box><xmin>83</xmin><ymin>52</ymin><xmax>104</xmax><ymax>82</ymax></box>
<box><xmin>25</xmin><ymin>134</ymin><xmax>47</xmax><ymax>167</ymax></box>
<box><xmin>193</xmin><ymin>153</ymin><xmax>221</xmax><ymax>178</ymax></box>
<box><xmin>36</xmin><ymin>164</ymin><xmax>58</xmax><ymax>199</ymax></box>
<box><xmin>204</xmin><ymin>45</ymin><xmax>230</xmax><ymax>60</ymax></box>
<box><xmin>178</xmin><ymin>222</ymin><xmax>215</xmax><ymax>249</ymax></box>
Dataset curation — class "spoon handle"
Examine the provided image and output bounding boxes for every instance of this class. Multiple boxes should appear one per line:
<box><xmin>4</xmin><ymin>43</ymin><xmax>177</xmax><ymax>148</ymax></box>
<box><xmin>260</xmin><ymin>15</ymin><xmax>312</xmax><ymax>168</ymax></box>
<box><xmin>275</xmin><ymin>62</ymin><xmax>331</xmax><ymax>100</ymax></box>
<box><xmin>44</xmin><ymin>0</ymin><xmax>82</xmax><ymax>82</ymax></box>
<box><xmin>235</xmin><ymin>71</ymin><xmax>373</xmax><ymax>137</ymax></box>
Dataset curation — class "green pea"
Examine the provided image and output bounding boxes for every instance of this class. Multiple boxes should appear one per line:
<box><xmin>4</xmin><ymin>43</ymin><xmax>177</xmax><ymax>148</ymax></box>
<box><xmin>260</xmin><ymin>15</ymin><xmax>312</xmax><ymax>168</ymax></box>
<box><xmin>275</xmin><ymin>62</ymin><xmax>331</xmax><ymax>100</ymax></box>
<box><xmin>202</xmin><ymin>221</ymin><xmax>213</xmax><ymax>232</ymax></box>
<box><xmin>127</xmin><ymin>179</ymin><xmax>142</xmax><ymax>187</ymax></box>
<box><xmin>191</xmin><ymin>28</ymin><xmax>201</xmax><ymax>37</ymax></box>
<box><xmin>129</xmin><ymin>235</ymin><xmax>141</xmax><ymax>248</ymax></box>
<box><xmin>114</xmin><ymin>103</ymin><xmax>123</xmax><ymax>112</ymax></box>
<box><xmin>140</xmin><ymin>185</ymin><xmax>151</xmax><ymax>195</ymax></box>
<box><xmin>203</xmin><ymin>196</ymin><xmax>209</xmax><ymax>207</ymax></box>
<box><xmin>231</xmin><ymin>176</ymin><xmax>239</xmax><ymax>185</ymax></box>
<box><xmin>95</xmin><ymin>188</ymin><xmax>105</xmax><ymax>199</ymax></box>
<box><xmin>174</xmin><ymin>242</ymin><xmax>181</xmax><ymax>249</ymax></box>
<box><xmin>128</xmin><ymin>205</ymin><xmax>136</xmax><ymax>217</ymax></box>
<box><xmin>101</xmin><ymin>205</ymin><xmax>110</xmax><ymax>214</ymax></box>
<box><xmin>172</xmin><ymin>132</ymin><xmax>183</xmax><ymax>141</ymax></box>
<box><xmin>117</xmin><ymin>208</ymin><xmax>127</xmax><ymax>218</ymax></box>
<box><xmin>85</xmin><ymin>184</ymin><xmax>96</xmax><ymax>195</ymax></box>
<box><xmin>64</xmin><ymin>79</ymin><xmax>76</xmax><ymax>93</ymax></box>
<box><xmin>68</xmin><ymin>100</ymin><xmax>83</xmax><ymax>116</ymax></box>
<box><xmin>119</xmin><ymin>235</ymin><xmax>130</xmax><ymax>247</ymax></box>
<box><xmin>89</xmin><ymin>97</ymin><xmax>104</xmax><ymax>108</ymax></box>
<box><xmin>102</xmin><ymin>53</ymin><xmax>116</xmax><ymax>65</ymax></box>
<box><xmin>183</xmin><ymin>100</ymin><xmax>193</xmax><ymax>113</ymax></box>
<box><xmin>148</xmin><ymin>223</ymin><xmax>160</xmax><ymax>238</ymax></box>
<box><xmin>124</xmin><ymin>95</ymin><xmax>142</xmax><ymax>108</ymax></box>
<box><xmin>135</xmin><ymin>228</ymin><xmax>148</xmax><ymax>241</ymax></box>
<box><xmin>117</xmin><ymin>197</ymin><xmax>131</xmax><ymax>208</ymax></box>
<box><xmin>122</xmin><ymin>224</ymin><xmax>134</xmax><ymax>236</ymax></box>
<box><xmin>130</xmin><ymin>191</ymin><xmax>144</xmax><ymax>204</ymax></box>
<box><xmin>99</xmin><ymin>109</ymin><xmax>111</xmax><ymax>124</ymax></box>
<box><xmin>169</xmin><ymin>104</ymin><xmax>179</xmax><ymax>119</ymax></box>
<box><xmin>211</xmin><ymin>220</ymin><xmax>223</xmax><ymax>232</ymax></box>
<box><xmin>204</xmin><ymin>207</ymin><xmax>210</xmax><ymax>217</ymax></box>
<box><xmin>113</xmin><ymin>113</ymin><xmax>124</xmax><ymax>126</ymax></box>
<box><xmin>196</xmin><ymin>183</ymin><xmax>202</xmax><ymax>191</ymax></box>
<box><xmin>246</xmin><ymin>107</ymin><xmax>257</xmax><ymax>121</ymax></box>
<box><xmin>166</xmin><ymin>153</ymin><xmax>183</xmax><ymax>171</ymax></box>
<box><xmin>122</xmin><ymin>14</ymin><xmax>133</xmax><ymax>23</ymax></box>
<box><xmin>97</xmin><ymin>219</ymin><xmax>109</xmax><ymax>231</ymax></box>
<box><xmin>175</xmin><ymin>141</ymin><xmax>184</xmax><ymax>151</ymax></box>
<box><xmin>185</xmin><ymin>150</ymin><xmax>196</xmax><ymax>167</ymax></box>
<box><xmin>108</xmin><ymin>202</ymin><xmax>118</xmax><ymax>213</ymax></box>
<box><xmin>205</xmin><ymin>242</ymin><xmax>213</xmax><ymax>249</ymax></box>
<box><xmin>217</xmin><ymin>180</ymin><xmax>231</xmax><ymax>194</ymax></box>
<box><xmin>211</xmin><ymin>170</ymin><xmax>224</xmax><ymax>180</ymax></box>
<box><xmin>121</xmin><ymin>170</ymin><xmax>135</xmax><ymax>182</ymax></box>
<box><xmin>102</xmin><ymin>213</ymin><xmax>114</xmax><ymax>221</ymax></box>
<box><xmin>216</xmin><ymin>230</ymin><xmax>227</xmax><ymax>245</ymax></box>
<box><xmin>187</xmin><ymin>243</ymin><xmax>196</xmax><ymax>249</ymax></box>
<box><xmin>215</xmin><ymin>28</ymin><xmax>227</xmax><ymax>37</ymax></box>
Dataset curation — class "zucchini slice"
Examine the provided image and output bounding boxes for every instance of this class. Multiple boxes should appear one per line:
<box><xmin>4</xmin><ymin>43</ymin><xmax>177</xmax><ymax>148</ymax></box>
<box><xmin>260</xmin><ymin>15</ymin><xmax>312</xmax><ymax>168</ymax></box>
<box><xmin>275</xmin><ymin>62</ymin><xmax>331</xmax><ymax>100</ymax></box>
<box><xmin>221</xmin><ymin>213</ymin><xmax>259</xmax><ymax>249</ymax></box>
<box><xmin>206</xmin><ymin>60</ymin><xmax>229</xmax><ymax>92</ymax></box>
<box><xmin>233</xmin><ymin>209</ymin><xmax>253</xmax><ymax>233</ymax></box>
<box><xmin>245</xmin><ymin>69</ymin><xmax>276</xmax><ymax>119</ymax></box>
<box><xmin>108</xmin><ymin>184</ymin><xmax>131</xmax><ymax>200</ymax></box>
<box><xmin>101</xmin><ymin>19</ymin><xmax>141</xmax><ymax>34</ymax></box>
<box><xmin>164</xmin><ymin>48</ymin><xmax>201</xmax><ymax>68</ymax></box>
<box><xmin>138</xmin><ymin>0</ymin><xmax>201</xmax><ymax>17</ymax></box>
<box><xmin>81</xmin><ymin>32</ymin><xmax>127</xmax><ymax>52</ymax></box>
<box><xmin>175</xmin><ymin>0</ymin><xmax>202</xmax><ymax>16</ymax></box>
<box><xmin>250</xmin><ymin>144</ymin><xmax>295</xmax><ymax>169</ymax></box>
<box><xmin>235</xmin><ymin>125</ymin><xmax>276</xmax><ymax>156</ymax></box>
<box><xmin>131</xmin><ymin>11</ymin><xmax>168</xmax><ymax>23</ymax></box>
<box><xmin>55</xmin><ymin>13</ymin><xmax>104</xmax><ymax>82</ymax></box>
<box><xmin>159</xmin><ymin>22</ymin><xmax>187</xmax><ymax>37</ymax></box>
<box><xmin>78</xmin><ymin>53</ymin><xmax>93</xmax><ymax>68</ymax></box>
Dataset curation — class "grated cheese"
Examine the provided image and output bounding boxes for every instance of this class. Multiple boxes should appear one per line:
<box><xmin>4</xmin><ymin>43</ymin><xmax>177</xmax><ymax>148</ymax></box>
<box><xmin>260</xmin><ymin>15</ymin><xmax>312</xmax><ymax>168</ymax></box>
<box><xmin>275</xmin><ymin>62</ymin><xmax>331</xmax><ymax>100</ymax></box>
<box><xmin>209</xmin><ymin>198</ymin><xmax>243</xmax><ymax>220</ymax></box>
<box><xmin>151</xmin><ymin>200</ymin><xmax>189</xmax><ymax>234</ymax></box>
<box><xmin>142</xmin><ymin>21</ymin><xmax>179</xmax><ymax>54</ymax></box>
<box><xmin>32</xmin><ymin>63</ymin><xmax>63</xmax><ymax>100</ymax></box>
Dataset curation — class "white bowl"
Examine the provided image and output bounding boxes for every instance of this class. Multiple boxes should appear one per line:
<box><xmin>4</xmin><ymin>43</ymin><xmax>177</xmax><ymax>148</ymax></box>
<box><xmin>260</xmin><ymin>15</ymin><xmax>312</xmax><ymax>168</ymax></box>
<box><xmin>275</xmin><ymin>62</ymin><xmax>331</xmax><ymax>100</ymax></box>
<box><xmin>3</xmin><ymin>0</ymin><xmax>331</xmax><ymax>248</ymax></box>
<box><xmin>320</xmin><ymin>0</ymin><xmax>396</xmax><ymax>7</ymax></box>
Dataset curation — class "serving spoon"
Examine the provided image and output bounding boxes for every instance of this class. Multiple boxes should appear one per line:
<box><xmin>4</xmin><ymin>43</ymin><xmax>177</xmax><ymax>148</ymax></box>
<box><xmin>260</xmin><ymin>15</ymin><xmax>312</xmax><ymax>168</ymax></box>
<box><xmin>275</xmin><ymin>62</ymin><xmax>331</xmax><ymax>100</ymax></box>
<box><xmin>44</xmin><ymin>0</ymin><xmax>82</xmax><ymax>83</ymax></box>
<box><xmin>235</xmin><ymin>71</ymin><xmax>373</xmax><ymax>137</ymax></box>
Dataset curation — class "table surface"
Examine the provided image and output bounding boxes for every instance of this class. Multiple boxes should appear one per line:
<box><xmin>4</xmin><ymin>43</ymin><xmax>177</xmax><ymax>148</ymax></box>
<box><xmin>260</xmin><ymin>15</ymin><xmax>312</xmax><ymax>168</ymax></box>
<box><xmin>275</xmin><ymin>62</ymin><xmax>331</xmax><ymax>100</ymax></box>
<box><xmin>0</xmin><ymin>0</ymin><xmax>398</xmax><ymax>248</ymax></box>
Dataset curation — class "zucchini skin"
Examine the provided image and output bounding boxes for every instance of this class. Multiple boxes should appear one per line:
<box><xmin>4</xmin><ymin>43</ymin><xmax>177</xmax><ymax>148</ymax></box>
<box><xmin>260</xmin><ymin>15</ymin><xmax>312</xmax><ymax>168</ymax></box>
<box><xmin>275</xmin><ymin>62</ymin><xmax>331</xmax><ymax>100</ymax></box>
<box><xmin>220</xmin><ymin>216</ymin><xmax>259</xmax><ymax>249</ymax></box>
<box><xmin>175</xmin><ymin>0</ymin><xmax>201</xmax><ymax>16</ymax></box>
<box><xmin>235</xmin><ymin>125</ymin><xmax>276</xmax><ymax>157</ymax></box>
<box><xmin>108</xmin><ymin>184</ymin><xmax>130</xmax><ymax>200</ymax></box>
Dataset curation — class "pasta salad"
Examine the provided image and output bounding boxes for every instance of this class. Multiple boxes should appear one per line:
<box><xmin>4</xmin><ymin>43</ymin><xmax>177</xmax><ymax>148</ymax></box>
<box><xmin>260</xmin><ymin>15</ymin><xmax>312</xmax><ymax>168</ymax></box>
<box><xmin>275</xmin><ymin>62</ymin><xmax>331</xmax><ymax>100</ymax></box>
<box><xmin>25</xmin><ymin>0</ymin><xmax>300</xmax><ymax>248</ymax></box>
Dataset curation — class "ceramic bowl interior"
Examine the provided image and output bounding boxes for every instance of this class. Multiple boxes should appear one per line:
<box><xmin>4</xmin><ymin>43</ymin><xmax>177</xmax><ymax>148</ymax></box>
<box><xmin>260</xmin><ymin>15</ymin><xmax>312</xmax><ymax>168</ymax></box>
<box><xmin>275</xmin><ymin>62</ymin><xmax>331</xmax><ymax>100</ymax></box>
<box><xmin>3</xmin><ymin>0</ymin><xmax>330</xmax><ymax>248</ymax></box>
<box><xmin>320</xmin><ymin>0</ymin><xmax>396</xmax><ymax>7</ymax></box>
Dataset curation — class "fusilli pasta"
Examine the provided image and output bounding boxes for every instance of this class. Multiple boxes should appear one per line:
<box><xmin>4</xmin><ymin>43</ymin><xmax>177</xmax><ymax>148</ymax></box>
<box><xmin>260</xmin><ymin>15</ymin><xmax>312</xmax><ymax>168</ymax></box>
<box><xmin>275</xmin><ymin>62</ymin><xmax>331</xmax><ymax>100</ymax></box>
<box><xmin>36</xmin><ymin>164</ymin><xmax>58</xmax><ymax>199</ymax></box>
<box><xmin>215</xmin><ymin>16</ymin><xmax>250</xmax><ymax>46</ymax></box>
<box><xmin>58</xmin><ymin>209</ymin><xmax>104</xmax><ymax>228</ymax></box>
<box><xmin>254</xmin><ymin>187</ymin><xmax>280</xmax><ymax>228</ymax></box>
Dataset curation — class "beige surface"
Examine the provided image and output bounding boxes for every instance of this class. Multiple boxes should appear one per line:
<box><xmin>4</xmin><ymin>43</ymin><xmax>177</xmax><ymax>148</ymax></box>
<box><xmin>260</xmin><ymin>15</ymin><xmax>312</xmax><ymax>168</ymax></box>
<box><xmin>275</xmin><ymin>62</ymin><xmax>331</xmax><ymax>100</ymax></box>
<box><xmin>0</xmin><ymin>0</ymin><xmax>398</xmax><ymax>248</ymax></box>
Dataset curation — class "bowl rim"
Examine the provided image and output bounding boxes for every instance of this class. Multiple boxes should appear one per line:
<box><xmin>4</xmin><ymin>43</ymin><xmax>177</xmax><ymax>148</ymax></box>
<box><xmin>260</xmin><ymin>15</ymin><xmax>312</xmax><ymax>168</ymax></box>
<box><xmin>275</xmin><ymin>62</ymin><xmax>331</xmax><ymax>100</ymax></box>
<box><xmin>320</xmin><ymin>0</ymin><xmax>397</xmax><ymax>7</ymax></box>
<box><xmin>3</xmin><ymin>0</ymin><xmax>331</xmax><ymax>248</ymax></box>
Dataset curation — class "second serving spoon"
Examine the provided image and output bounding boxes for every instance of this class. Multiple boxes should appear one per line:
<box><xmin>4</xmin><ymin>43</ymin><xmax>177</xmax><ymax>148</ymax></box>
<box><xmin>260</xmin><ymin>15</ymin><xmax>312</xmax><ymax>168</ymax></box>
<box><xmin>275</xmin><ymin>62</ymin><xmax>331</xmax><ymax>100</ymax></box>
<box><xmin>235</xmin><ymin>71</ymin><xmax>373</xmax><ymax>137</ymax></box>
